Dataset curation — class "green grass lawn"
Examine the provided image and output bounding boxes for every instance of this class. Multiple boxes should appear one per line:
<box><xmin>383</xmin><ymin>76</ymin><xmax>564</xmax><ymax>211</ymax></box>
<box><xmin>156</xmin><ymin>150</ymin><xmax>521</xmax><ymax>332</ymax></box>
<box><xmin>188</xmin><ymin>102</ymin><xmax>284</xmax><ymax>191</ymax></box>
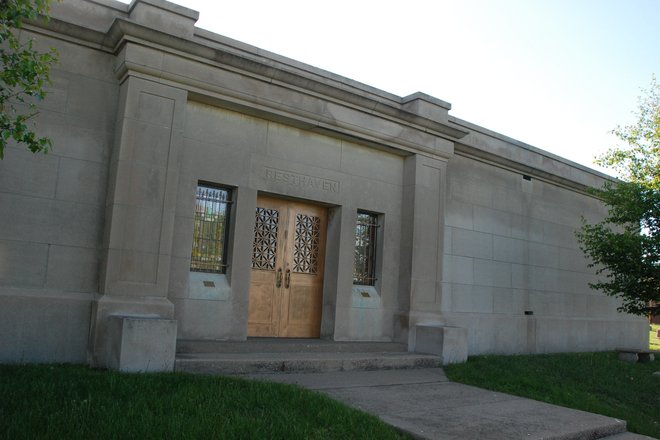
<box><xmin>0</xmin><ymin>364</ymin><xmax>408</xmax><ymax>440</ymax></box>
<box><xmin>651</xmin><ymin>324</ymin><xmax>660</xmax><ymax>351</ymax></box>
<box><xmin>445</xmin><ymin>351</ymin><xmax>660</xmax><ymax>438</ymax></box>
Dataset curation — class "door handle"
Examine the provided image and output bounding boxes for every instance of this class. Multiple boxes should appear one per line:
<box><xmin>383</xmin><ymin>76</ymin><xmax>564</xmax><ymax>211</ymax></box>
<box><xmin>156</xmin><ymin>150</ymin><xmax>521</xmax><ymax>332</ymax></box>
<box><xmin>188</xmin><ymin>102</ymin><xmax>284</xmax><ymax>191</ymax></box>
<box><xmin>276</xmin><ymin>268</ymin><xmax>282</xmax><ymax>288</ymax></box>
<box><xmin>285</xmin><ymin>269</ymin><xmax>291</xmax><ymax>289</ymax></box>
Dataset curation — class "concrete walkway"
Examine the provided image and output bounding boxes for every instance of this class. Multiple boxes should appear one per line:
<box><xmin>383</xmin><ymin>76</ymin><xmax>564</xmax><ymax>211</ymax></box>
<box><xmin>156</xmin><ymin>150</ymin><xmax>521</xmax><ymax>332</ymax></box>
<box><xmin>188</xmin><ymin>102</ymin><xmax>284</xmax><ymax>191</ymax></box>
<box><xmin>243</xmin><ymin>368</ymin><xmax>656</xmax><ymax>440</ymax></box>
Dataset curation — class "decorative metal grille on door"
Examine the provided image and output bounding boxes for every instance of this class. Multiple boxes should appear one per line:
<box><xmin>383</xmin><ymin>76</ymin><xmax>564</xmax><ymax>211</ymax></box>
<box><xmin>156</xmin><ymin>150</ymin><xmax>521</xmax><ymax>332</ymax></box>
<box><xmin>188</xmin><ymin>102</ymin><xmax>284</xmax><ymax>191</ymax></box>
<box><xmin>252</xmin><ymin>207</ymin><xmax>279</xmax><ymax>270</ymax></box>
<box><xmin>293</xmin><ymin>214</ymin><xmax>321</xmax><ymax>274</ymax></box>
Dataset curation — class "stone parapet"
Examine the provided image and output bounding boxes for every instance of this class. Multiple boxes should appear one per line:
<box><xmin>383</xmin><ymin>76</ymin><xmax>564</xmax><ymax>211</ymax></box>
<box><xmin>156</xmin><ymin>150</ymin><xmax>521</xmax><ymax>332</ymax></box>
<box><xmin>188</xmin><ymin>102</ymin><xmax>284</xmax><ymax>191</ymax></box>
<box><xmin>127</xmin><ymin>0</ymin><xmax>198</xmax><ymax>39</ymax></box>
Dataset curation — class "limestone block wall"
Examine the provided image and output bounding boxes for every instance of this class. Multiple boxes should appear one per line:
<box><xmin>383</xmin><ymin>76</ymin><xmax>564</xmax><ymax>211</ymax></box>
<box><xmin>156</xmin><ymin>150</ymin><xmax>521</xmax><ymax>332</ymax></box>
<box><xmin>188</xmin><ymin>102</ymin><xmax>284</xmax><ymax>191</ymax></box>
<box><xmin>0</xmin><ymin>0</ymin><xmax>648</xmax><ymax>364</ymax></box>
<box><xmin>440</xmin><ymin>153</ymin><xmax>646</xmax><ymax>354</ymax></box>
<box><xmin>170</xmin><ymin>102</ymin><xmax>405</xmax><ymax>342</ymax></box>
<box><xmin>0</xmin><ymin>28</ymin><xmax>118</xmax><ymax>363</ymax></box>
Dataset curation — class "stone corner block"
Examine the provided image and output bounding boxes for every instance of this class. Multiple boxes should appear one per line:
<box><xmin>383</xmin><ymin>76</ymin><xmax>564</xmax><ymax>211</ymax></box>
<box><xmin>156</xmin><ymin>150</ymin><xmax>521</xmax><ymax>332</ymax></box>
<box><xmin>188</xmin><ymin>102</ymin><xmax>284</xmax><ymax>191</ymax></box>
<box><xmin>128</xmin><ymin>0</ymin><xmax>199</xmax><ymax>39</ymax></box>
<box><xmin>401</xmin><ymin>92</ymin><xmax>451</xmax><ymax>123</ymax></box>
<box><xmin>107</xmin><ymin>314</ymin><xmax>177</xmax><ymax>373</ymax></box>
<box><xmin>413</xmin><ymin>324</ymin><xmax>468</xmax><ymax>365</ymax></box>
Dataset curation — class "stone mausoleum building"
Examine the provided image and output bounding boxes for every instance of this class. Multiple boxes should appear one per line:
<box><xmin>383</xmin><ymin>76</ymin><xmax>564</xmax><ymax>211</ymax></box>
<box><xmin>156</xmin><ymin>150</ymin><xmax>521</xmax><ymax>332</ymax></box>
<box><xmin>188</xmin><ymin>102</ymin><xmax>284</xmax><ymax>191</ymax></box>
<box><xmin>0</xmin><ymin>0</ymin><xmax>649</xmax><ymax>370</ymax></box>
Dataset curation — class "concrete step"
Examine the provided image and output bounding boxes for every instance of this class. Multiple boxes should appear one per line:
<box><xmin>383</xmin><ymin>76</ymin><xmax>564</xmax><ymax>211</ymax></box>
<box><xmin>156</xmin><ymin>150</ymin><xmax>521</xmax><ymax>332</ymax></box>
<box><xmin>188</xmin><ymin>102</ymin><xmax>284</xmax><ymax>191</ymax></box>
<box><xmin>175</xmin><ymin>351</ymin><xmax>441</xmax><ymax>375</ymax></box>
<box><xmin>176</xmin><ymin>338</ymin><xmax>408</xmax><ymax>354</ymax></box>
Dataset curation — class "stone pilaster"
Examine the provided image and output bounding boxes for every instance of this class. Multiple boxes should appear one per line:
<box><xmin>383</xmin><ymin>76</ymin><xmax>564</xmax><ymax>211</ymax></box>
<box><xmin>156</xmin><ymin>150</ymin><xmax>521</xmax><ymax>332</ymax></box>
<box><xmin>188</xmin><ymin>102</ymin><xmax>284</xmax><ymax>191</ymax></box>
<box><xmin>90</xmin><ymin>74</ymin><xmax>187</xmax><ymax>368</ymax></box>
<box><xmin>398</xmin><ymin>153</ymin><xmax>450</xmax><ymax>345</ymax></box>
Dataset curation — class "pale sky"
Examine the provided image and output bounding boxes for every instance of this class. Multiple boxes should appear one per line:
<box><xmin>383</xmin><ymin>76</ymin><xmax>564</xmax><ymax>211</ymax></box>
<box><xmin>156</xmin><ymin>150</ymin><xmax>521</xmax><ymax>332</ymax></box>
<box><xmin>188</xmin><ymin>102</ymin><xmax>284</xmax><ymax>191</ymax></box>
<box><xmin>118</xmin><ymin>0</ymin><xmax>660</xmax><ymax>174</ymax></box>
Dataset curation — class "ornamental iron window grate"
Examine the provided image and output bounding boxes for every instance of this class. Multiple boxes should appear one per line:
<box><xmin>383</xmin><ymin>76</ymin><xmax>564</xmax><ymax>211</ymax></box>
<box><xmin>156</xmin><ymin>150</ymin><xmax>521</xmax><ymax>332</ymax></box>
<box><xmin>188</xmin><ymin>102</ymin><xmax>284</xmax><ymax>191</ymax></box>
<box><xmin>353</xmin><ymin>211</ymin><xmax>378</xmax><ymax>285</ymax></box>
<box><xmin>293</xmin><ymin>214</ymin><xmax>321</xmax><ymax>274</ymax></box>
<box><xmin>191</xmin><ymin>185</ymin><xmax>232</xmax><ymax>273</ymax></box>
<box><xmin>252</xmin><ymin>207</ymin><xmax>280</xmax><ymax>270</ymax></box>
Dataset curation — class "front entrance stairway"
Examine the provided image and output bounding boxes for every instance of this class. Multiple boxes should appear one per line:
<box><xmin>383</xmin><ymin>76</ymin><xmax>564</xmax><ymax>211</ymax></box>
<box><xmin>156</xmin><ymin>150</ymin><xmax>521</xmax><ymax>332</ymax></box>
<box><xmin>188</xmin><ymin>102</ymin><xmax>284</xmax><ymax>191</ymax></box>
<box><xmin>175</xmin><ymin>339</ymin><xmax>441</xmax><ymax>375</ymax></box>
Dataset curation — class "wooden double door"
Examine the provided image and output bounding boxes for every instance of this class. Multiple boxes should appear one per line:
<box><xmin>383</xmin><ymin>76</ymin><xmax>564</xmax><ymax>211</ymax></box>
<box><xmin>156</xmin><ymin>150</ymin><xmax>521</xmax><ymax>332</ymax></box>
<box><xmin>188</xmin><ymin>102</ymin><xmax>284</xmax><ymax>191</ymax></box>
<box><xmin>248</xmin><ymin>195</ymin><xmax>327</xmax><ymax>337</ymax></box>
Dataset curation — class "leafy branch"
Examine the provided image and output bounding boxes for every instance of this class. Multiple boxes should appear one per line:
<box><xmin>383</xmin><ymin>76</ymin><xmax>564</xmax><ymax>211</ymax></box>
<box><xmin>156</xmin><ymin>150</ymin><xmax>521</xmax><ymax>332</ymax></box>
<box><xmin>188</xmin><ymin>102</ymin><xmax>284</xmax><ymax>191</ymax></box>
<box><xmin>0</xmin><ymin>0</ymin><xmax>58</xmax><ymax>159</ymax></box>
<box><xmin>577</xmin><ymin>76</ymin><xmax>660</xmax><ymax>316</ymax></box>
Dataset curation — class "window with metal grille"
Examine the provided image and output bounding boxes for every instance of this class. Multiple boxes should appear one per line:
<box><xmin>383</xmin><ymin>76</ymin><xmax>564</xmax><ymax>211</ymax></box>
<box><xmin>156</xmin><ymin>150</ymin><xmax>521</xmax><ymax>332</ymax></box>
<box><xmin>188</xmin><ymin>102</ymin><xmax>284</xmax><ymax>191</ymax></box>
<box><xmin>190</xmin><ymin>184</ymin><xmax>232</xmax><ymax>273</ymax></box>
<box><xmin>353</xmin><ymin>211</ymin><xmax>378</xmax><ymax>285</ymax></box>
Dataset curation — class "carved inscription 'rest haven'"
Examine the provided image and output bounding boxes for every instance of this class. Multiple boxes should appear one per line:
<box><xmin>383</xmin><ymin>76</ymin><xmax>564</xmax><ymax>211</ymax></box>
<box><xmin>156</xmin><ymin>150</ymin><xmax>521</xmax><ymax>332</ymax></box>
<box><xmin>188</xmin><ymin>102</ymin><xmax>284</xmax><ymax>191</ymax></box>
<box><xmin>264</xmin><ymin>167</ymin><xmax>340</xmax><ymax>194</ymax></box>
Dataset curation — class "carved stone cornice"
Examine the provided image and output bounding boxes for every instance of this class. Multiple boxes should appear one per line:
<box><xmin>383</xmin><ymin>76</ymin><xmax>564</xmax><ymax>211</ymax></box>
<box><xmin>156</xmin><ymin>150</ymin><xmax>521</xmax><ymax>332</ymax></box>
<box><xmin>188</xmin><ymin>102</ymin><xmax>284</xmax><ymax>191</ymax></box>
<box><xmin>28</xmin><ymin>15</ymin><xmax>467</xmax><ymax>160</ymax></box>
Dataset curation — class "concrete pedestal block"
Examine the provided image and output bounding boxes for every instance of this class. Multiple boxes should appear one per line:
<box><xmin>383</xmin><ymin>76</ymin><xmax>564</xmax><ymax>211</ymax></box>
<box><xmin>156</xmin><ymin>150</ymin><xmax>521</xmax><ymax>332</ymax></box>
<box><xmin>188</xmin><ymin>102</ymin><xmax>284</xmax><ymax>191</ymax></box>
<box><xmin>413</xmin><ymin>324</ymin><xmax>468</xmax><ymax>365</ymax></box>
<box><xmin>618</xmin><ymin>352</ymin><xmax>639</xmax><ymax>363</ymax></box>
<box><xmin>618</xmin><ymin>350</ymin><xmax>655</xmax><ymax>363</ymax></box>
<box><xmin>107</xmin><ymin>315</ymin><xmax>177</xmax><ymax>372</ymax></box>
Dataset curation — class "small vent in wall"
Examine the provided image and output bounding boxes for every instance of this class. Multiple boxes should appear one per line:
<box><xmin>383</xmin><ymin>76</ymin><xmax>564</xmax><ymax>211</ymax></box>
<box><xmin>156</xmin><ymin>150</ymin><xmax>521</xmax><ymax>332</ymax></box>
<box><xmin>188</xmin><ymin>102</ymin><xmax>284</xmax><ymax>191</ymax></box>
<box><xmin>523</xmin><ymin>175</ymin><xmax>532</xmax><ymax>181</ymax></box>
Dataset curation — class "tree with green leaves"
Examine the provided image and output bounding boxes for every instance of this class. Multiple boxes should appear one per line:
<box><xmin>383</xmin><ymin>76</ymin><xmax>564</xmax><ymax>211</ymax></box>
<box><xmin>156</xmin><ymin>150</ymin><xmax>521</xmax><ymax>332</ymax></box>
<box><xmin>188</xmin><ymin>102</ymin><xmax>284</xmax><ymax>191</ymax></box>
<box><xmin>0</xmin><ymin>0</ymin><xmax>57</xmax><ymax>159</ymax></box>
<box><xmin>576</xmin><ymin>76</ymin><xmax>660</xmax><ymax>317</ymax></box>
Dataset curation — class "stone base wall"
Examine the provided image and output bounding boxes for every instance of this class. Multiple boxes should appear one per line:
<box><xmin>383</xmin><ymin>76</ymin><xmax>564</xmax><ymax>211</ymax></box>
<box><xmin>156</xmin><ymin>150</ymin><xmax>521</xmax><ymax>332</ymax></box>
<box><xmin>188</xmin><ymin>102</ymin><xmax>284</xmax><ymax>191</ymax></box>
<box><xmin>409</xmin><ymin>311</ymin><xmax>648</xmax><ymax>355</ymax></box>
<box><xmin>0</xmin><ymin>289</ymin><xmax>91</xmax><ymax>363</ymax></box>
